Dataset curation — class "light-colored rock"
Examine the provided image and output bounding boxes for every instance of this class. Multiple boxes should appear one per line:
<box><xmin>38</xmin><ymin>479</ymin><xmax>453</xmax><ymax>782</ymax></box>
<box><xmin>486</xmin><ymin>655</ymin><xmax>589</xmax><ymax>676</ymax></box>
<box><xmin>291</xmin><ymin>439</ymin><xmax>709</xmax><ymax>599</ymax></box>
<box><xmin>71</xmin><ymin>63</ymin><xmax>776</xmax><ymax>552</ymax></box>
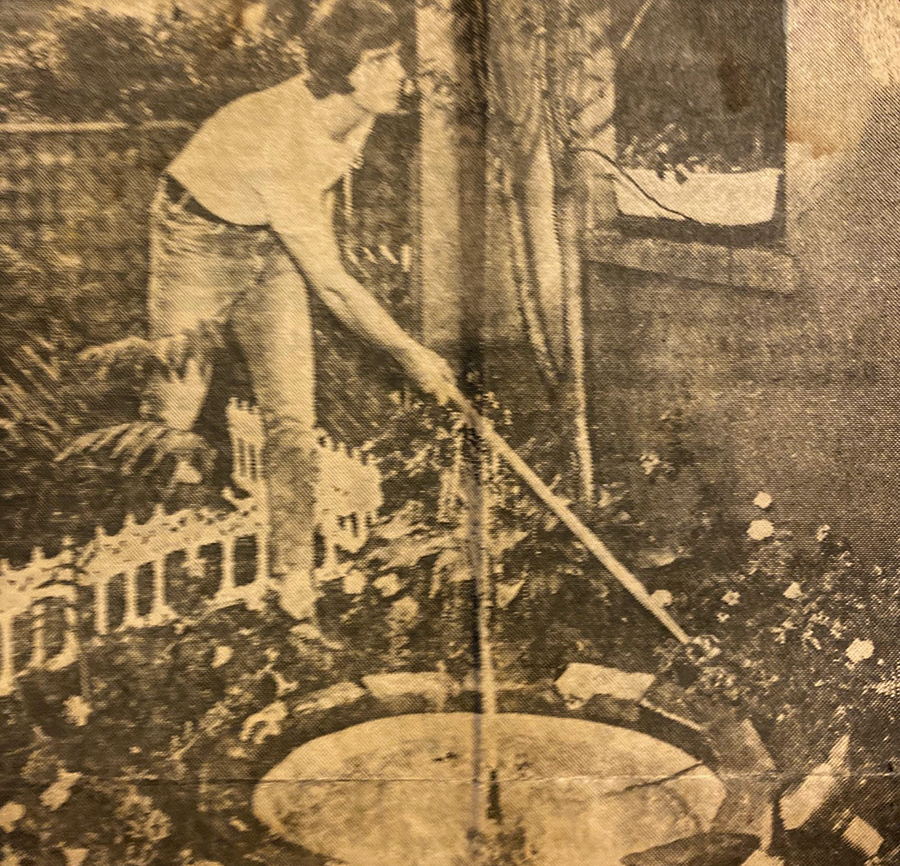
<box><xmin>240</xmin><ymin>701</ymin><xmax>288</xmax><ymax>745</ymax></box>
<box><xmin>741</xmin><ymin>852</ymin><xmax>783</xmax><ymax>866</ymax></box>
<box><xmin>362</xmin><ymin>671</ymin><xmax>455</xmax><ymax>708</ymax></box>
<box><xmin>554</xmin><ymin>663</ymin><xmax>655</xmax><ymax>707</ymax></box>
<box><xmin>846</xmin><ymin>638</ymin><xmax>875</xmax><ymax>664</ymax></box>
<box><xmin>747</xmin><ymin>519</ymin><xmax>775</xmax><ymax>541</ymax></box>
<box><xmin>40</xmin><ymin>771</ymin><xmax>81</xmax><ymax>811</ymax></box>
<box><xmin>292</xmin><ymin>682</ymin><xmax>367</xmax><ymax>715</ymax></box>
<box><xmin>388</xmin><ymin>596</ymin><xmax>420</xmax><ymax>628</ymax></box>
<box><xmin>637</xmin><ymin>547</ymin><xmax>680</xmax><ymax>569</ymax></box>
<box><xmin>343</xmin><ymin>569</ymin><xmax>367</xmax><ymax>596</ymax></box>
<box><xmin>374</xmin><ymin>573</ymin><xmax>401</xmax><ymax>598</ymax></box>
<box><xmin>63</xmin><ymin>695</ymin><xmax>92</xmax><ymax>727</ymax></box>
<box><xmin>780</xmin><ymin>735</ymin><xmax>849</xmax><ymax>830</ymax></box>
<box><xmin>753</xmin><ymin>492</ymin><xmax>773</xmax><ymax>510</ymax></box>
<box><xmin>650</xmin><ymin>589</ymin><xmax>673</xmax><ymax>608</ymax></box>
<box><xmin>0</xmin><ymin>803</ymin><xmax>24</xmax><ymax>833</ymax></box>
<box><xmin>62</xmin><ymin>850</ymin><xmax>88</xmax><ymax>866</ymax></box>
<box><xmin>211</xmin><ymin>645</ymin><xmax>233</xmax><ymax>668</ymax></box>
<box><xmin>842</xmin><ymin>816</ymin><xmax>883</xmax><ymax>857</ymax></box>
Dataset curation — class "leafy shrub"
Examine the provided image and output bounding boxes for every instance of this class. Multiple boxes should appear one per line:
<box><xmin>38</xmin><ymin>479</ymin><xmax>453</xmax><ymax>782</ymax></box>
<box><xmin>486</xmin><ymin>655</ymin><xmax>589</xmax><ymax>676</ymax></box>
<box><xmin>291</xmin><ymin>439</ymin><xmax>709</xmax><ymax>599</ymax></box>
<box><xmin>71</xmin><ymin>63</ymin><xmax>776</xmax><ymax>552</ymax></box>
<box><xmin>0</xmin><ymin>7</ymin><xmax>306</xmax><ymax>124</ymax></box>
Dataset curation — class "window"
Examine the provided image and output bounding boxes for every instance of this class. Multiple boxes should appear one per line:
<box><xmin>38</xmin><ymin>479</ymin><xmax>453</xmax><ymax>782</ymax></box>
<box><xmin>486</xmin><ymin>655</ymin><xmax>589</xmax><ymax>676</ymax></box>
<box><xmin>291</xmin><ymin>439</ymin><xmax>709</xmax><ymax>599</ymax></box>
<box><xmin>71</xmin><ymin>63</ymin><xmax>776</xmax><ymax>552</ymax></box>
<box><xmin>612</xmin><ymin>0</ymin><xmax>786</xmax><ymax>247</ymax></box>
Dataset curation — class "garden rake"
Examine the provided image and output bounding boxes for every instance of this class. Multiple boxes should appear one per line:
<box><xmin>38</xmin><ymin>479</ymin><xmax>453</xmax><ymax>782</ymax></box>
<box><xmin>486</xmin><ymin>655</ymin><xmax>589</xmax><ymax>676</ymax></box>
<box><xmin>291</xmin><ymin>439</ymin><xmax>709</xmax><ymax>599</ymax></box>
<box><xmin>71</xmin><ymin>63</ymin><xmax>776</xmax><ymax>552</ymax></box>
<box><xmin>445</xmin><ymin>384</ymin><xmax>692</xmax><ymax>644</ymax></box>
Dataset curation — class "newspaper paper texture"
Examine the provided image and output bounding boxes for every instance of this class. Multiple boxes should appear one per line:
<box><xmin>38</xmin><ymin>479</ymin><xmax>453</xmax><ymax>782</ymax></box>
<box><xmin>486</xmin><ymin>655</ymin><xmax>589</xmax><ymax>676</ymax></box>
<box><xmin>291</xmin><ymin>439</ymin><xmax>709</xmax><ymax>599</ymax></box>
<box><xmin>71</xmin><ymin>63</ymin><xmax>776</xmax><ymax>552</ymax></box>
<box><xmin>0</xmin><ymin>0</ymin><xmax>897</xmax><ymax>863</ymax></box>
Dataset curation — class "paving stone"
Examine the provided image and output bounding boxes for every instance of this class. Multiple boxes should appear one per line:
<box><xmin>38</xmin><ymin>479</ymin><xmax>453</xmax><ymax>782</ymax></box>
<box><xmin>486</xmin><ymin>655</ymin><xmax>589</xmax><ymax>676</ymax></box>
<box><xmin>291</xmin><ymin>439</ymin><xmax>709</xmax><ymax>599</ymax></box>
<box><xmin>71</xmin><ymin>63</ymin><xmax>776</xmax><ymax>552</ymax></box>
<box><xmin>779</xmin><ymin>735</ymin><xmax>849</xmax><ymax>830</ymax></box>
<box><xmin>842</xmin><ymin>816</ymin><xmax>883</xmax><ymax>857</ymax></box>
<box><xmin>741</xmin><ymin>851</ymin><xmax>784</xmax><ymax>866</ymax></box>
<box><xmin>554</xmin><ymin>663</ymin><xmax>655</xmax><ymax>707</ymax></box>
<box><xmin>620</xmin><ymin>831</ymin><xmax>759</xmax><ymax>865</ymax></box>
<box><xmin>362</xmin><ymin>671</ymin><xmax>456</xmax><ymax>709</ymax></box>
<box><xmin>291</xmin><ymin>681</ymin><xmax>367</xmax><ymax>716</ymax></box>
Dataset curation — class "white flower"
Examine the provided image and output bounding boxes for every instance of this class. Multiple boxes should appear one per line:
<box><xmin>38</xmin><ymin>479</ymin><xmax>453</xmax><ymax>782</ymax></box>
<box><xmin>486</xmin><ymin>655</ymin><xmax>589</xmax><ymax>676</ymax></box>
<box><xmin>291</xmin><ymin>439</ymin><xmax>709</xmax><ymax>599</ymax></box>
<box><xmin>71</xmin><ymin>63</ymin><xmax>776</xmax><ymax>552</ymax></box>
<box><xmin>388</xmin><ymin>596</ymin><xmax>421</xmax><ymax>627</ymax></box>
<box><xmin>1</xmin><ymin>845</ymin><xmax>22</xmax><ymax>866</ymax></box>
<box><xmin>753</xmin><ymin>492</ymin><xmax>773</xmax><ymax>510</ymax></box>
<box><xmin>722</xmin><ymin>590</ymin><xmax>741</xmax><ymax>607</ymax></box>
<box><xmin>783</xmin><ymin>582</ymin><xmax>802</xmax><ymax>600</ymax></box>
<box><xmin>342</xmin><ymin>569</ymin><xmax>366</xmax><ymax>596</ymax></box>
<box><xmin>640</xmin><ymin>451</ymin><xmax>662</xmax><ymax>475</ymax></box>
<box><xmin>0</xmin><ymin>803</ymin><xmax>24</xmax><ymax>833</ymax></box>
<box><xmin>650</xmin><ymin>589</ymin><xmax>673</xmax><ymax>608</ymax></box>
<box><xmin>40</xmin><ymin>771</ymin><xmax>81</xmax><ymax>811</ymax></box>
<box><xmin>374</xmin><ymin>573</ymin><xmax>401</xmax><ymax>598</ymax></box>
<box><xmin>62</xmin><ymin>850</ymin><xmax>88</xmax><ymax>866</ymax></box>
<box><xmin>716</xmin><ymin>612</ymin><xmax>731</xmax><ymax>624</ymax></box>
<box><xmin>211</xmin><ymin>646</ymin><xmax>233</xmax><ymax>669</ymax></box>
<box><xmin>816</xmin><ymin>524</ymin><xmax>831</xmax><ymax>543</ymax></box>
<box><xmin>847</xmin><ymin>638</ymin><xmax>875</xmax><ymax>665</ymax></box>
<box><xmin>747</xmin><ymin>519</ymin><xmax>775</xmax><ymax>541</ymax></box>
<box><xmin>63</xmin><ymin>695</ymin><xmax>91</xmax><ymax>727</ymax></box>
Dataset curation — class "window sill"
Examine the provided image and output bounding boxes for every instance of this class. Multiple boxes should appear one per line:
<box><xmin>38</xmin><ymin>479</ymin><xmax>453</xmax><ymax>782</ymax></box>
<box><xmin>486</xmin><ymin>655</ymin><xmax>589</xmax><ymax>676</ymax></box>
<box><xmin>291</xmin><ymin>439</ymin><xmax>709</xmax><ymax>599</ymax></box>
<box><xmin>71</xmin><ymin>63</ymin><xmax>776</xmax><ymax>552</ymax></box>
<box><xmin>581</xmin><ymin>228</ymin><xmax>796</xmax><ymax>294</ymax></box>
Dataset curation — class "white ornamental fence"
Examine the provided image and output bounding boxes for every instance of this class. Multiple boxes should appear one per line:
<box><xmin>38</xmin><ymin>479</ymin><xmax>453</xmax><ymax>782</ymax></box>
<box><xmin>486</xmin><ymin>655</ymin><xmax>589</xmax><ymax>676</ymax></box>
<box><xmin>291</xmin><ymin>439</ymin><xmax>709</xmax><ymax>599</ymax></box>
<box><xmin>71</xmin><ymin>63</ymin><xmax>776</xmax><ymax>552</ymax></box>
<box><xmin>0</xmin><ymin>399</ymin><xmax>383</xmax><ymax>697</ymax></box>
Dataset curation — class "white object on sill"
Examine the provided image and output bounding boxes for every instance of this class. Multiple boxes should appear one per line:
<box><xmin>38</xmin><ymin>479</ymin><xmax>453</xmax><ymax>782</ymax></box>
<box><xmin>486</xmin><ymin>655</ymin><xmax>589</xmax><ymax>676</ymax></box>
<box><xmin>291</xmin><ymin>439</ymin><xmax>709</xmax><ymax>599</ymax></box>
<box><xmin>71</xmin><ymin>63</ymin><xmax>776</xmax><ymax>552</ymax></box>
<box><xmin>613</xmin><ymin>167</ymin><xmax>782</xmax><ymax>226</ymax></box>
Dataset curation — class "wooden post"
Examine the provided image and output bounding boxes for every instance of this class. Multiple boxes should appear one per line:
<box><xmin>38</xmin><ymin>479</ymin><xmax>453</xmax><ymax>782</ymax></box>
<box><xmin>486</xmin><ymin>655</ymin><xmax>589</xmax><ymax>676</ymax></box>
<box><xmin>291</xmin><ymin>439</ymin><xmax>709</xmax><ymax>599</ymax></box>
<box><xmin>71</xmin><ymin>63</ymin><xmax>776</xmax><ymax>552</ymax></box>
<box><xmin>0</xmin><ymin>613</ymin><xmax>16</xmax><ymax>696</ymax></box>
<box><xmin>29</xmin><ymin>603</ymin><xmax>46</xmax><ymax>669</ymax></box>
<box><xmin>220</xmin><ymin>537</ymin><xmax>236</xmax><ymax>598</ymax></box>
<box><xmin>52</xmin><ymin>607</ymin><xmax>79</xmax><ymax>670</ymax></box>
<box><xmin>415</xmin><ymin>0</ymin><xmax>486</xmax><ymax>360</ymax></box>
<box><xmin>95</xmin><ymin>578</ymin><xmax>109</xmax><ymax>636</ymax></box>
<box><xmin>255</xmin><ymin>525</ymin><xmax>271</xmax><ymax>599</ymax></box>
<box><xmin>148</xmin><ymin>557</ymin><xmax>173</xmax><ymax>625</ymax></box>
<box><xmin>123</xmin><ymin>567</ymin><xmax>140</xmax><ymax>628</ymax></box>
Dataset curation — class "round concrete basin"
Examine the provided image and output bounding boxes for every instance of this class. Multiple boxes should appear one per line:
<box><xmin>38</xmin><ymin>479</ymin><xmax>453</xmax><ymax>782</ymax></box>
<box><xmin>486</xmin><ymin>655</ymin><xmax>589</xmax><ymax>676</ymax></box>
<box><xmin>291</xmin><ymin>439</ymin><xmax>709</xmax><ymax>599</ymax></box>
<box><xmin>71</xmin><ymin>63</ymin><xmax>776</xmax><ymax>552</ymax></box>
<box><xmin>253</xmin><ymin>713</ymin><xmax>725</xmax><ymax>866</ymax></box>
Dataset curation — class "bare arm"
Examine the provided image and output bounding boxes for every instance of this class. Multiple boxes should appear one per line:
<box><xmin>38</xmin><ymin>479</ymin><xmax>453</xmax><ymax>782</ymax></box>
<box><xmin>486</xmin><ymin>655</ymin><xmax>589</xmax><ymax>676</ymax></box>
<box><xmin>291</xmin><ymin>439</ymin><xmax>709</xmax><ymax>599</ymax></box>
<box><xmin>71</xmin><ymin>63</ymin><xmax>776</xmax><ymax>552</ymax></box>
<box><xmin>275</xmin><ymin>194</ymin><xmax>462</xmax><ymax>404</ymax></box>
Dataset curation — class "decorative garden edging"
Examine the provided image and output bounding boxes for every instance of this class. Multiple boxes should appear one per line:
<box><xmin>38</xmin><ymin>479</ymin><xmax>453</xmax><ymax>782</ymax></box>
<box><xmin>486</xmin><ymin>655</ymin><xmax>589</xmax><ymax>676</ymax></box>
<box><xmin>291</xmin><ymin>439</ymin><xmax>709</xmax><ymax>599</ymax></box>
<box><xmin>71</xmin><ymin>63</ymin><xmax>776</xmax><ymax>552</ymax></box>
<box><xmin>0</xmin><ymin>398</ymin><xmax>384</xmax><ymax>697</ymax></box>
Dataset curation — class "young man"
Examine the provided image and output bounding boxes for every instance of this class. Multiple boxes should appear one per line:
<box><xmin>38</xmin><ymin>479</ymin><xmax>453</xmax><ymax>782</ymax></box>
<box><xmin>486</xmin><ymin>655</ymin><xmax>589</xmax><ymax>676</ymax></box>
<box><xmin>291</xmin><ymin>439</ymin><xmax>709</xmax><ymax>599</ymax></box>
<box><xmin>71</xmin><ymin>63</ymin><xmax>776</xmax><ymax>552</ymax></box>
<box><xmin>142</xmin><ymin>0</ymin><xmax>460</xmax><ymax>621</ymax></box>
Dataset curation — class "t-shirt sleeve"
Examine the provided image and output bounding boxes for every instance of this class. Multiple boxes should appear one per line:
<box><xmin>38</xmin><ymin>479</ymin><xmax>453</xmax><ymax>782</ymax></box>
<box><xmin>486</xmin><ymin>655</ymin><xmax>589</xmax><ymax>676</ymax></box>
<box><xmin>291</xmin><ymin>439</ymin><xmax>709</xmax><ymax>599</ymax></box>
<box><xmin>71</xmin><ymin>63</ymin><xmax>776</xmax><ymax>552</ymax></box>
<box><xmin>167</xmin><ymin>97</ymin><xmax>268</xmax><ymax>222</ymax></box>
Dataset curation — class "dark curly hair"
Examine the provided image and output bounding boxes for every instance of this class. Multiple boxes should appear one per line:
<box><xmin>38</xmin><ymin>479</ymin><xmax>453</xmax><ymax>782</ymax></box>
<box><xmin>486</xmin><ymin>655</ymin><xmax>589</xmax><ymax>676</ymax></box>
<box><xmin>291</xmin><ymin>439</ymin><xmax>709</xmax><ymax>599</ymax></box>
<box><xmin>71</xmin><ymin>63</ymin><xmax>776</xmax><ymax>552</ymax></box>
<box><xmin>301</xmin><ymin>0</ymin><xmax>404</xmax><ymax>98</ymax></box>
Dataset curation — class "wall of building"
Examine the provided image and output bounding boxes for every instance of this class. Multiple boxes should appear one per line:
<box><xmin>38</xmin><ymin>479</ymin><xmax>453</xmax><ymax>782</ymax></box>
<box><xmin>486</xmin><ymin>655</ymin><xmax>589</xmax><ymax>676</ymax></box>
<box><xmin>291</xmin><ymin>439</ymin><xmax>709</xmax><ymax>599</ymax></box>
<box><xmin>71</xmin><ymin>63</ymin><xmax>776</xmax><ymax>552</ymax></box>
<box><xmin>569</xmin><ymin>1</ymin><xmax>900</xmax><ymax>550</ymax></box>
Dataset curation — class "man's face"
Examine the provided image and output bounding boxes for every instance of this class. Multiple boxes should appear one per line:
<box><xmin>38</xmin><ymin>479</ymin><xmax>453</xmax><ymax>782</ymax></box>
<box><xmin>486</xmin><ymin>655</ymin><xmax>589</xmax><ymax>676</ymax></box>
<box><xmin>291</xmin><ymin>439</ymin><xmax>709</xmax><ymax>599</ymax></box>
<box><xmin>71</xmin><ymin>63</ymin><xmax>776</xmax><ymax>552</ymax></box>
<box><xmin>348</xmin><ymin>42</ymin><xmax>407</xmax><ymax>114</ymax></box>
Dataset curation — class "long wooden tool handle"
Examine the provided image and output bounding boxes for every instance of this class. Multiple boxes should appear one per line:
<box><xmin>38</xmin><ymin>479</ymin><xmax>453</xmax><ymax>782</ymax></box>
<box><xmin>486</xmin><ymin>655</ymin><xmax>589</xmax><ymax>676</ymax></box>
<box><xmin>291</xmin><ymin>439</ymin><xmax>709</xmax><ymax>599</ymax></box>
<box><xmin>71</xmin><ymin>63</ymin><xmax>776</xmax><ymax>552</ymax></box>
<box><xmin>452</xmin><ymin>392</ymin><xmax>691</xmax><ymax>644</ymax></box>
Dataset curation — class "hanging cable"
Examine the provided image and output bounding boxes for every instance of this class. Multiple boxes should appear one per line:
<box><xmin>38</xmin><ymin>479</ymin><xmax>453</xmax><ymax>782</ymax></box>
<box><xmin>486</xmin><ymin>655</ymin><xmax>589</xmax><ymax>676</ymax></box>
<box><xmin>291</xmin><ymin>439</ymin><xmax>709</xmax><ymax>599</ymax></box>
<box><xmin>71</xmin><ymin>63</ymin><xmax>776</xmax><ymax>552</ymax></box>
<box><xmin>570</xmin><ymin>144</ymin><xmax>715</xmax><ymax>224</ymax></box>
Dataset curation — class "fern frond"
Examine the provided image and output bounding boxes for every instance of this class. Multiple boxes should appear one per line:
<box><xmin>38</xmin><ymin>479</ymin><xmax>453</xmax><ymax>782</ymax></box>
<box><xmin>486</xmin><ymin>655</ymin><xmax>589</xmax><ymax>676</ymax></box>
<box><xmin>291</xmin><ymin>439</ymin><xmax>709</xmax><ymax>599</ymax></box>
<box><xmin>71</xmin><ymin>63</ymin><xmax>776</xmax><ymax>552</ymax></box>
<box><xmin>78</xmin><ymin>335</ymin><xmax>157</xmax><ymax>380</ymax></box>
<box><xmin>55</xmin><ymin>423</ymin><xmax>134</xmax><ymax>462</ymax></box>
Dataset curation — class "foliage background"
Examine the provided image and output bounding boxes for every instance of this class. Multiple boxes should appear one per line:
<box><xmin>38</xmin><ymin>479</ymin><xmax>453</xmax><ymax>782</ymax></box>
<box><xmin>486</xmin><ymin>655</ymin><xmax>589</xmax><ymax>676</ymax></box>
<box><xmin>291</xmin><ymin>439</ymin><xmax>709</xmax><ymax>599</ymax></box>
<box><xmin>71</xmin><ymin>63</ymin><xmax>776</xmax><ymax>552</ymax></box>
<box><xmin>0</xmin><ymin>3</ymin><xmax>897</xmax><ymax>866</ymax></box>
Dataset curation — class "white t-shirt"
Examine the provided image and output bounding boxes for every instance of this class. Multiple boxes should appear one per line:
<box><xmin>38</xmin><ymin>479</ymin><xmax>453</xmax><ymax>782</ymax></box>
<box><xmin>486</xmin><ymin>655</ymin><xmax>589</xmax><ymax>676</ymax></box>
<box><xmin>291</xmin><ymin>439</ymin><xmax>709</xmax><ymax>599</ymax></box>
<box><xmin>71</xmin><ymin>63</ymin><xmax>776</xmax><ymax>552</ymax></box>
<box><xmin>167</xmin><ymin>76</ymin><xmax>374</xmax><ymax>236</ymax></box>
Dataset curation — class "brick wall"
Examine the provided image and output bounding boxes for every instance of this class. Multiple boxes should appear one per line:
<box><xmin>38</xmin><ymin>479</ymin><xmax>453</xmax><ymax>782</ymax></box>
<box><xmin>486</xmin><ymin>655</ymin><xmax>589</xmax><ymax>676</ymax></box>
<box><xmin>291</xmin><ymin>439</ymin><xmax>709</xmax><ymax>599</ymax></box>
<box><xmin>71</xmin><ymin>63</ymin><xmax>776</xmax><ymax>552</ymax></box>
<box><xmin>0</xmin><ymin>121</ymin><xmax>193</xmax><ymax>321</ymax></box>
<box><xmin>0</xmin><ymin>116</ymin><xmax>416</xmax><ymax>332</ymax></box>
